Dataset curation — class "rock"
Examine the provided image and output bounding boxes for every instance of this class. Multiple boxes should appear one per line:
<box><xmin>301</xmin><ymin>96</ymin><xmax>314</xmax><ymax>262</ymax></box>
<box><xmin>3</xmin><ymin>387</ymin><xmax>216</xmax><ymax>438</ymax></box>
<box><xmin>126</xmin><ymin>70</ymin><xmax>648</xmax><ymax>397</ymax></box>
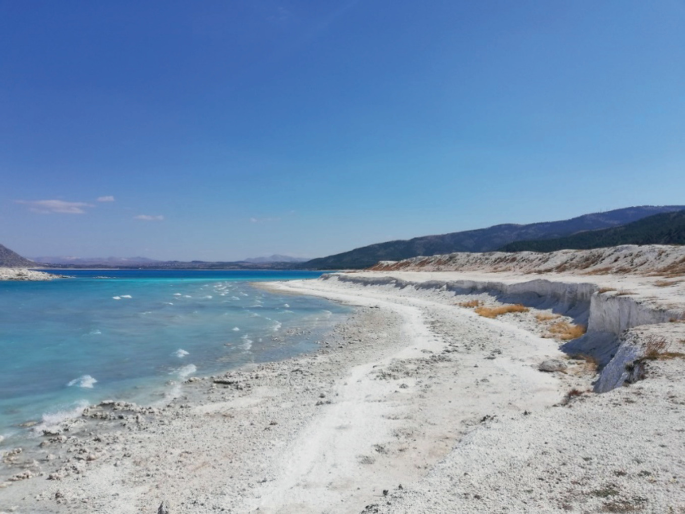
<box><xmin>158</xmin><ymin>500</ymin><xmax>170</xmax><ymax>514</ymax></box>
<box><xmin>538</xmin><ymin>359</ymin><xmax>567</xmax><ymax>372</ymax></box>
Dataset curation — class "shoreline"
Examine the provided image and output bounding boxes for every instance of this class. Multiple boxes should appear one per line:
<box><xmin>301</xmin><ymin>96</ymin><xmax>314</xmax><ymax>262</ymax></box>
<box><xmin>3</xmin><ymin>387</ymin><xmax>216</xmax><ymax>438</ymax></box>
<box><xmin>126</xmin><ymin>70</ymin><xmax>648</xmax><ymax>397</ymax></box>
<box><xmin>1</xmin><ymin>271</ymin><xmax>684</xmax><ymax>512</ymax></box>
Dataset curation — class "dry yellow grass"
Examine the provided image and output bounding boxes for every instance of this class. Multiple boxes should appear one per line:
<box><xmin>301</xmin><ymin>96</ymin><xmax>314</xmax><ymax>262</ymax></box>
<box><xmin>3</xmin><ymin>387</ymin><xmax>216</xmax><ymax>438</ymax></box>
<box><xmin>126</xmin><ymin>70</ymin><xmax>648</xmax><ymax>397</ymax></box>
<box><xmin>474</xmin><ymin>304</ymin><xmax>529</xmax><ymax>318</ymax></box>
<box><xmin>535</xmin><ymin>312</ymin><xmax>560</xmax><ymax>322</ymax></box>
<box><xmin>547</xmin><ymin>321</ymin><xmax>587</xmax><ymax>340</ymax></box>
<box><xmin>570</xmin><ymin>354</ymin><xmax>599</xmax><ymax>372</ymax></box>
<box><xmin>597</xmin><ymin>287</ymin><xmax>616</xmax><ymax>294</ymax></box>
<box><xmin>457</xmin><ymin>300</ymin><xmax>483</xmax><ymax>308</ymax></box>
<box><xmin>654</xmin><ymin>280</ymin><xmax>682</xmax><ymax>287</ymax></box>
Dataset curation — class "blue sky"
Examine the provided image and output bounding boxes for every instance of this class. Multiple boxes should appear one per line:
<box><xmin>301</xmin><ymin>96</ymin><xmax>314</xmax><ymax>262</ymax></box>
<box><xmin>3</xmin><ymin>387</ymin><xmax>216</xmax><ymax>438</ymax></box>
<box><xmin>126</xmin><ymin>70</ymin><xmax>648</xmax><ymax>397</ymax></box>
<box><xmin>1</xmin><ymin>1</ymin><xmax>684</xmax><ymax>260</ymax></box>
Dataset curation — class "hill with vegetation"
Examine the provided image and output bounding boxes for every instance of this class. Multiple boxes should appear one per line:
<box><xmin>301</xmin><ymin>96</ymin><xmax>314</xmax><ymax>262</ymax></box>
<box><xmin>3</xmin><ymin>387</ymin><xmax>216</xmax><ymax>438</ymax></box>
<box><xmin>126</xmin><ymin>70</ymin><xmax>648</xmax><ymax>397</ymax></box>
<box><xmin>500</xmin><ymin>210</ymin><xmax>685</xmax><ymax>252</ymax></box>
<box><xmin>304</xmin><ymin>206</ymin><xmax>685</xmax><ymax>269</ymax></box>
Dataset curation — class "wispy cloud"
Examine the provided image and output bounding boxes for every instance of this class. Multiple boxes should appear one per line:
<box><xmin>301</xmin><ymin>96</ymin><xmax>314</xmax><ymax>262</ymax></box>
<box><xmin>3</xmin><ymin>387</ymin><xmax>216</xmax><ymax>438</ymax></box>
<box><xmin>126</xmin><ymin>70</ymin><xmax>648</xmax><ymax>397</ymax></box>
<box><xmin>17</xmin><ymin>199</ymin><xmax>94</xmax><ymax>214</ymax></box>
<box><xmin>135</xmin><ymin>214</ymin><xmax>164</xmax><ymax>221</ymax></box>
<box><xmin>250</xmin><ymin>216</ymin><xmax>280</xmax><ymax>223</ymax></box>
<box><xmin>97</xmin><ymin>196</ymin><xmax>115</xmax><ymax>202</ymax></box>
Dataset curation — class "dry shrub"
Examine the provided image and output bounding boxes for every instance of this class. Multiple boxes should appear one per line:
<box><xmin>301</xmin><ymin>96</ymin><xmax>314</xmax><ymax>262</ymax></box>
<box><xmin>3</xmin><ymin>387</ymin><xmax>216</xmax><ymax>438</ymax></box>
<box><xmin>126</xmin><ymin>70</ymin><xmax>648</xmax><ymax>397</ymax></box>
<box><xmin>547</xmin><ymin>321</ymin><xmax>587</xmax><ymax>340</ymax></box>
<box><xmin>474</xmin><ymin>304</ymin><xmax>529</xmax><ymax>318</ymax></box>
<box><xmin>457</xmin><ymin>300</ymin><xmax>483</xmax><ymax>308</ymax></box>
<box><xmin>535</xmin><ymin>312</ymin><xmax>560</xmax><ymax>322</ymax></box>
<box><xmin>615</xmin><ymin>290</ymin><xmax>635</xmax><ymax>296</ymax></box>
<box><xmin>560</xmin><ymin>388</ymin><xmax>587</xmax><ymax>406</ymax></box>
<box><xmin>598</xmin><ymin>287</ymin><xmax>617</xmax><ymax>294</ymax></box>
<box><xmin>642</xmin><ymin>335</ymin><xmax>685</xmax><ymax>361</ymax></box>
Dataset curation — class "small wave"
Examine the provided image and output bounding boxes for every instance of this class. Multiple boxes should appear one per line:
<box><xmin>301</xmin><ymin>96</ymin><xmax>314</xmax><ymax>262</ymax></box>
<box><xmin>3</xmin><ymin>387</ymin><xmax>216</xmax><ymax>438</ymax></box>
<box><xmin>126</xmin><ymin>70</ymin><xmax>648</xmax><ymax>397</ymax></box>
<box><xmin>284</xmin><ymin>303</ymin><xmax>290</xmax><ymax>308</ymax></box>
<box><xmin>33</xmin><ymin>400</ymin><xmax>90</xmax><ymax>434</ymax></box>
<box><xmin>231</xmin><ymin>296</ymin><xmax>241</xmax><ymax>301</ymax></box>
<box><xmin>173</xmin><ymin>364</ymin><xmax>197</xmax><ymax>379</ymax></box>
<box><xmin>184</xmin><ymin>295</ymin><xmax>192</xmax><ymax>298</ymax></box>
<box><xmin>173</xmin><ymin>293</ymin><xmax>182</xmax><ymax>296</ymax></box>
<box><xmin>273</xmin><ymin>321</ymin><xmax>282</xmax><ymax>332</ymax></box>
<box><xmin>67</xmin><ymin>375</ymin><xmax>97</xmax><ymax>388</ymax></box>
<box><xmin>174</xmin><ymin>349</ymin><xmax>189</xmax><ymax>358</ymax></box>
<box><xmin>112</xmin><ymin>296</ymin><xmax>121</xmax><ymax>300</ymax></box>
<box><xmin>120</xmin><ymin>295</ymin><xmax>132</xmax><ymax>299</ymax></box>
<box><xmin>232</xmin><ymin>327</ymin><xmax>240</xmax><ymax>331</ymax></box>
<box><xmin>240</xmin><ymin>334</ymin><xmax>253</xmax><ymax>350</ymax></box>
<box><xmin>322</xmin><ymin>309</ymin><xmax>332</xmax><ymax>318</ymax></box>
<box><xmin>204</xmin><ymin>295</ymin><xmax>213</xmax><ymax>299</ymax></box>
<box><xmin>88</xmin><ymin>329</ymin><xmax>102</xmax><ymax>335</ymax></box>
<box><xmin>164</xmin><ymin>302</ymin><xmax>174</xmax><ymax>305</ymax></box>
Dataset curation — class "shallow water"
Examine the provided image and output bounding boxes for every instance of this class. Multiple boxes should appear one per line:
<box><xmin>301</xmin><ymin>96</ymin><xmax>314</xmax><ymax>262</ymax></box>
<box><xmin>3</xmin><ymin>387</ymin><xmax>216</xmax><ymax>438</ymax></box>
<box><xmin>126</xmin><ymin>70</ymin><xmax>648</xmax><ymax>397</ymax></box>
<box><xmin>0</xmin><ymin>270</ymin><xmax>347</xmax><ymax>444</ymax></box>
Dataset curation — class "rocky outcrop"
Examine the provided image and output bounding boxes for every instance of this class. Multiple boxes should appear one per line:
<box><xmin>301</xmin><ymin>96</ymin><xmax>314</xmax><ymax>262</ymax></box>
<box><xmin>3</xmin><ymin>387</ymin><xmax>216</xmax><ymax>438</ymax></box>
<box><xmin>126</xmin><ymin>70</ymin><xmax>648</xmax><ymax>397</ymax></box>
<box><xmin>0</xmin><ymin>268</ymin><xmax>62</xmax><ymax>281</ymax></box>
<box><xmin>0</xmin><ymin>244</ymin><xmax>35</xmax><ymax>268</ymax></box>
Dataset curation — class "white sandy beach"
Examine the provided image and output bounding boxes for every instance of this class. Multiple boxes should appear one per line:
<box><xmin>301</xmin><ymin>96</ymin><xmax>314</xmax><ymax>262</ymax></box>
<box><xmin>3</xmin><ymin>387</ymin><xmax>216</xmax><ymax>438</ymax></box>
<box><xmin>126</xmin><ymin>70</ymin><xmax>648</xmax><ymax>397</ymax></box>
<box><xmin>1</xmin><ymin>247</ymin><xmax>685</xmax><ymax>513</ymax></box>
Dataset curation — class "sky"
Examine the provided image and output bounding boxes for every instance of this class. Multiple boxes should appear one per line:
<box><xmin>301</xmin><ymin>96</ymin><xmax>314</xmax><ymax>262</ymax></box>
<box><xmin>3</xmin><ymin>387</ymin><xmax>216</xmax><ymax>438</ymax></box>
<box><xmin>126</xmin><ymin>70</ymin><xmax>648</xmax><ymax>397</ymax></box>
<box><xmin>1</xmin><ymin>0</ymin><xmax>684</xmax><ymax>261</ymax></box>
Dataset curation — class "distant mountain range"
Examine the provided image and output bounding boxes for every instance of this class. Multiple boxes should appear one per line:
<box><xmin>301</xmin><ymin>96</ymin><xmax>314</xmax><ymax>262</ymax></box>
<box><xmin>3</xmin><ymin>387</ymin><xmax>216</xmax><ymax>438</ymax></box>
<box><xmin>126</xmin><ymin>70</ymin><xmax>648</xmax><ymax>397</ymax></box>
<box><xmin>31</xmin><ymin>256</ymin><xmax>160</xmax><ymax>266</ymax></box>
<box><xmin>0</xmin><ymin>244</ymin><xmax>35</xmax><ymax>268</ymax></box>
<box><xmin>501</xmin><ymin>210</ymin><xmax>685</xmax><ymax>252</ymax></box>
<box><xmin>303</xmin><ymin>205</ymin><xmax>685</xmax><ymax>269</ymax></box>
<box><xmin>242</xmin><ymin>255</ymin><xmax>308</xmax><ymax>264</ymax></box>
<box><xmin>3</xmin><ymin>205</ymin><xmax>684</xmax><ymax>270</ymax></box>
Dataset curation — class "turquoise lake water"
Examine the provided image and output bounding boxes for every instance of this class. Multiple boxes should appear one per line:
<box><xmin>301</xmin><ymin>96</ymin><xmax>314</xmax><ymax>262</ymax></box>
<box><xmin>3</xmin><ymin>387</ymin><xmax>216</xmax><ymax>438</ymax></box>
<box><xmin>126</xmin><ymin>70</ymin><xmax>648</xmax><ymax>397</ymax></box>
<box><xmin>0</xmin><ymin>270</ymin><xmax>347</xmax><ymax>444</ymax></box>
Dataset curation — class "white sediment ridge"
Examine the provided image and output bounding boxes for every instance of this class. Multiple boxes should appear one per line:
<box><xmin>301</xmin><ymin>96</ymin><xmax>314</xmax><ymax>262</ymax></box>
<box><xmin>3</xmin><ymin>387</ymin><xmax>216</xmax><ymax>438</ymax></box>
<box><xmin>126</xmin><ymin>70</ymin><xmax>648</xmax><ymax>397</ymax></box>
<box><xmin>1</xmin><ymin>245</ymin><xmax>684</xmax><ymax>513</ymax></box>
<box><xmin>0</xmin><ymin>268</ymin><xmax>63</xmax><ymax>281</ymax></box>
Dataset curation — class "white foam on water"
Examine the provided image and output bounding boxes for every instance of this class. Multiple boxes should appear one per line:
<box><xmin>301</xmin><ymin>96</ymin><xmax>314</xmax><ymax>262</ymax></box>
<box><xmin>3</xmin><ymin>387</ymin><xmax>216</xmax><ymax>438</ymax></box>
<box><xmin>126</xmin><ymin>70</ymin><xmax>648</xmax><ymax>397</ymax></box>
<box><xmin>88</xmin><ymin>329</ymin><xmax>102</xmax><ymax>335</ymax></box>
<box><xmin>67</xmin><ymin>375</ymin><xmax>97</xmax><ymax>388</ymax></box>
<box><xmin>240</xmin><ymin>334</ymin><xmax>253</xmax><ymax>351</ymax></box>
<box><xmin>164</xmin><ymin>302</ymin><xmax>174</xmax><ymax>305</ymax></box>
<box><xmin>174</xmin><ymin>349</ymin><xmax>189</xmax><ymax>358</ymax></box>
<box><xmin>33</xmin><ymin>399</ymin><xmax>90</xmax><ymax>434</ymax></box>
<box><xmin>120</xmin><ymin>295</ymin><xmax>132</xmax><ymax>299</ymax></box>
<box><xmin>231</xmin><ymin>296</ymin><xmax>241</xmax><ymax>300</ymax></box>
<box><xmin>204</xmin><ymin>295</ymin><xmax>213</xmax><ymax>299</ymax></box>
<box><xmin>184</xmin><ymin>295</ymin><xmax>192</xmax><ymax>298</ymax></box>
<box><xmin>173</xmin><ymin>293</ymin><xmax>182</xmax><ymax>296</ymax></box>
<box><xmin>322</xmin><ymin>309</ymin><xmax>332</xmax><ymax>318</ymax></box>
<box><xmin>173</xmin><ymin>364</ymin><xmax>197</xmax><ymax>379</ymax></box>
<box><xmin>283</xmin><ymin>310</ymin><xmax>294</xmax><ymax>314</ymax></box>
<box><xmin>273</xmin><ymin>321</ymin><xmax>282</xmax><ymax>332</ymax></box>
<box><xmin>112</xmin><ymin>296</ymin><xmax>121</xmax><ymax>300</ymax></box>
<box><xmin>232</xmin><ymin>327</ymin><xmax>240</xmax><ymax>331</ymax></box>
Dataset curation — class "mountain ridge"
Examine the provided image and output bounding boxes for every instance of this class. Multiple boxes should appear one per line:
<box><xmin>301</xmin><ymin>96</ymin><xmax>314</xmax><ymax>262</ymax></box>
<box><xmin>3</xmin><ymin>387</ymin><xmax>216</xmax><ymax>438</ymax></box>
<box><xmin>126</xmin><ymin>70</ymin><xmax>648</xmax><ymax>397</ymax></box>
<box><xmin>304</xmin><ymin>205</ymin><xmax>685</xmax><ymax>269</ymax></box>
<box><xmin>500</xmin><ymin>210</ymin><xmax>685</xmax><ymax>252</ymax></box>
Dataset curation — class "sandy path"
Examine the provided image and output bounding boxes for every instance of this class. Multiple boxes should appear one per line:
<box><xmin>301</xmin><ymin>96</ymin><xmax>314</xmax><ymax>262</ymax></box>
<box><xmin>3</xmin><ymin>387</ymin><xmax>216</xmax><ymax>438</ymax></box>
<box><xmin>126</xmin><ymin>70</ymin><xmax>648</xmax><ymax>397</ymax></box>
<box><xmin>247</xmin><ymin>279</ymin><xmax>568</xmax><ymax>513</ymax></box>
